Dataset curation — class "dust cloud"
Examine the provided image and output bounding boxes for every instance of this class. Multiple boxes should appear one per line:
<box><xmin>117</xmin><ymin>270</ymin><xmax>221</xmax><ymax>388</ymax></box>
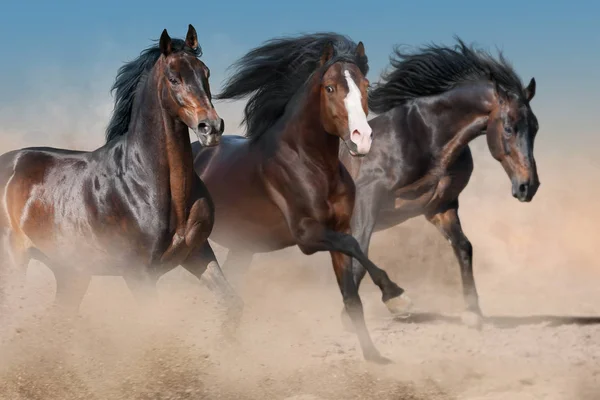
<box><xmin>0</xmin><ymin>88</ymin><xmax>599</xmax><ymax>400</ymax></box>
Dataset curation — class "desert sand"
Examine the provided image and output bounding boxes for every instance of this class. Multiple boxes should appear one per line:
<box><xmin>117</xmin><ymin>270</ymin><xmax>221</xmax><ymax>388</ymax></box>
<box><xmin>0</xmin><ymin>107</ymin><xmax>599</xmax><ymax>399</ymax></box>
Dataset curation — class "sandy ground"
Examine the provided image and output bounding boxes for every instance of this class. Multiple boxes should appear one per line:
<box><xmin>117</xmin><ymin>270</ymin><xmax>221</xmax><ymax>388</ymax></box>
<box><xmin>1</xmin><ymin>208</ymin><xmax>599</xmax><ymax>400</ymax></box>
<box><xmin>1</xmin><ymin>112</ymin><xmax>599</xmax><ymax>399</ymax></box>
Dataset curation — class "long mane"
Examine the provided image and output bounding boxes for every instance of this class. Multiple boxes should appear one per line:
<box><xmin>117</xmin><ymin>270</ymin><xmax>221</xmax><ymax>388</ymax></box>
<box><xmin>105</xmin><ymin>39</ymin><xmax>202</xmax><ymax>143</ymax></box>
<box><xmin>216</xmin><ymin>32</ymin><xmax>369</xmax><ymax>141</ymax></box>
<box><xmin>369</xmin><ymin>37</ymin><xmax>525</xmax><ymax>114</ymax></box>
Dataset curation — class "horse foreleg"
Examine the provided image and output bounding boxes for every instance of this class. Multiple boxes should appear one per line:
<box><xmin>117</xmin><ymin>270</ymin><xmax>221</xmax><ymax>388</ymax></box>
<box><xmin>53</xmin><ymin>271</ymin><xmax>91</xmax><ymax>316</ymax></box>
<box><xmin>341</xmin><ymin>184</ymin><xmax>411</xmax><ymax>330</ymax></box>
<box><xmin>183</xmin><ymin>242</ymin><xmax>244</xmax><ymax>337</ymax></box>
<box><xmin>124</xmin><ymin>272</ymin><xmax>159</xmax><ymax>309</ymax></box>
<box><xmin>220</xmin><ymin>250</ymin><xmax>253</xmax><ymax>290</ymax></box>
<box><xmin>340</xmin><ymin>216</ymin><xmax>373</xmax><ymax>333</ymax></box>
<box><xmin>426</xmin><ymin>200</ymin><xmax>482</xmax><ymax>328</ymax></box>
<box><xmin>293</xmin><ymin>219</ymin><xmax>405</xmax><ymax>364</ymax></box>
<box><xmin>0</xmin><ymin>231</ymin><xmax>30</xmax><ymax>323</ymax></box>
<box><xmin>330</xmin><ymin>250</ymin><xmax>391</xmax><ymax>364</ymax></box>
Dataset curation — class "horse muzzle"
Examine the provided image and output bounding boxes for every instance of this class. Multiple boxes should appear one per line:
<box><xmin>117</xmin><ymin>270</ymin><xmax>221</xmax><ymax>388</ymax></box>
<box><xmin>194</xmin><ymin>118</ymin><xmax>224</xmax><ymax>147</ymax></box>
<box><xmin>512</xmin><ymin>178</ymin><xmax>540</xmax><ymax>202</ymax></box>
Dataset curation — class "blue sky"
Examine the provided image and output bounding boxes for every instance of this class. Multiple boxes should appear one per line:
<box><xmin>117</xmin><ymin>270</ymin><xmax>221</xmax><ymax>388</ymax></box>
<box><xmin>0</xmin><ymin>0</ymin><xmax>598</xmax><ymax>150</ymax></box>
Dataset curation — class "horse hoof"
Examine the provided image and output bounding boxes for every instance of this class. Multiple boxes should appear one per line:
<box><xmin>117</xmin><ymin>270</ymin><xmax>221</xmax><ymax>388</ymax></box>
<box><xmin>384</xmin><ymin>293</ymin><xmax>412</xmax><ymax>317</ymax></box>
<box><xmin>364</xmin><ymin>352</ymin><xmax>393</xmax><ymax>365</ymax></box>
<box><xmin>220</xmin><ymin>321</ymin><xmax>240</xmax><ymax>343</ymax></box>
<box><xmin>462</xmin><ymin>310</ymin><xmax>483</xmax><ymax>329</ymax></box>
<box><xmin>340</xmin><ymin>309</ymin><xmax>355</xmax><ymax>333</ymax></box>
<box><xmin>222</xmin><ymin>312</ymin><xmax>243</xmax><ymax>339</ymax></box>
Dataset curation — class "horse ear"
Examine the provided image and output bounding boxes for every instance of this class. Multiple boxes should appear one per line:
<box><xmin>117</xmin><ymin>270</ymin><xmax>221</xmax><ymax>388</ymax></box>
<box><xmin>320</xmin><ymin>42</ymin><xmax>334</xmax><ymax>67</ymax></box>
<box><xmin>185</xmin><ymin>24</ymin><xmax>199</xmax><ymax>50</ymax></box>
<box><xmin>159</xmin><ymin>29</ymin><xmax>173</xmax><ymax>56</ymax></box>
<box><xmin>525</xmin><ymin>77</ymin><xmax>536</xmax><ymax>101</ymax></box>
<box><xmin>355</xmin><ymin>41</ymin><xmax>365</xmax><ymax>58</ymax></box>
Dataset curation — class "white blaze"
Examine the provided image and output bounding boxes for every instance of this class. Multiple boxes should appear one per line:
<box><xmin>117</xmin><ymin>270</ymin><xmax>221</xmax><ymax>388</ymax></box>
<box><xmin>343</xmin><ymin>70</ymin><xmax>372</xmax><ymax>155</ymax></box>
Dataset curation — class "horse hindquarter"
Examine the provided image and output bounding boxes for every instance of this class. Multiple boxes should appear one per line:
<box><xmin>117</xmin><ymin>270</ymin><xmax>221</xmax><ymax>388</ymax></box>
<box><xmin>0</xmin><ymin>150</ymin><xmax>33</xmax><ymax>309</ymax></box>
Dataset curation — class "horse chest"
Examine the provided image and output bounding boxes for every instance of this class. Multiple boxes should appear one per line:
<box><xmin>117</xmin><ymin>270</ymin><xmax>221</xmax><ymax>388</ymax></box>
<box><xmin>325</xmin><ymin>181</ymin><xmax>354</xmax><ymax>229</ymax></box>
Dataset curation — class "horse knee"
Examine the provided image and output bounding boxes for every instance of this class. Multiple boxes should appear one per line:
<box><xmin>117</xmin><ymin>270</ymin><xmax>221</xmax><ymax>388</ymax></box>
<box><xmin>342</xmin><ymin>294</ymin><xmax>363</xmax><ymax>314</ymax></box>
<box><xmin>456</xmin><ymin>238</ymin><xmax>472</xmax><ymax>257</ymax></box>
<box><xmin>297</xmin><ymin>243</ymin><xmax>318</xmax><ymax>255</ymax></box>
<box><xmin>351</xmin><ymin>261</ymin><xmax>367</xmax><ymax>286</ymax></box>
<box><xmin>292</xmin><ymin>223</ymin><xmax>321</xmax><ymax>255</ymax></box>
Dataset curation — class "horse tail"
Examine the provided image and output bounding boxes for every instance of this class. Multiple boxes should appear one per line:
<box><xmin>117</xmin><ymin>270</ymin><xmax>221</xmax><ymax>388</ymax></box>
<box><xmin>0</xmin><ymin>150</ymin><xmax>21</xmax><ymax>308</ymax></box>
<box><xmin>0</xmin><ymin>150</ymin><xmax>20</xmax><ymax>232</ymax></box>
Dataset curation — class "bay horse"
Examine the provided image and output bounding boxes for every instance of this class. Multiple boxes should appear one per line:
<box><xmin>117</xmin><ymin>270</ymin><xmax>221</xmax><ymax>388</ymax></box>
<box><xmin>0</xmin><ymin>25</ymin><xmax>240</xmax><ymax>328</ymax></box>
<box><xmin>337</xmin><ymin>38</ymin><xmax>540</xmax><ymax>329</ymax></box>
<box><xmin>192</xmin><ymin>33</ymin><xmax>406</xmax><ymax>363</ymax></box>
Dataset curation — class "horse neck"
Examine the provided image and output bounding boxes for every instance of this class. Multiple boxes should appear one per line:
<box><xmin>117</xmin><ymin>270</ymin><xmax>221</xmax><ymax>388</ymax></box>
<box><xmin>419</xmin><ymin>82</ymin><xmax>493</xmax><ymax>170</ymax></box>
<box><xmin>125</xmin><ymin>63</ymin><xmax>195</xmax><ymax>230</ymax></box>
<box><xmin>278</xmin><ymin>75</ymin><xmax>341</xmax><ymax>171</ymax></box>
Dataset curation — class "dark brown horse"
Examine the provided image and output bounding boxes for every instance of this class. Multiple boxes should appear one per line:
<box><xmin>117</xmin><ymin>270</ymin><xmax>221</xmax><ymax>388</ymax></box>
<box><xmin>335</xmin><ymin>38</ymin><xmax>540</xmax><ymax>329</ymax></box>
<box><xmin>192</xmin><ymin>33</ymin><xmax>406</xmax><ymax>363</ymax></box>
<box><xmin>0</xmin><ymin>25</ymin><xmax>240</xmax><ymax>327</ymax></box>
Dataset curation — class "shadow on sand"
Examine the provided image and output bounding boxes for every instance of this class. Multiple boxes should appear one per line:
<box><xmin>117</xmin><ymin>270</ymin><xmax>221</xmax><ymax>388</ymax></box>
<box><xmin>392</xmin><ymin>312</ymin><xmax>600</xmax><ymax>329</ymax></box>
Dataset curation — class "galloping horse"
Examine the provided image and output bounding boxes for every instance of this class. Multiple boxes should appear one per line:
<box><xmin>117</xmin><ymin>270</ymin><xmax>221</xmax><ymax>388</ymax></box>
<box><xmin>338</xmin><ymin>38</ymin><xmax>540</xmax><ymax>328</ymax></box>
<box><xmin>192</xmin><ymin>33</ymin><xmax>406</xmax><ymax>363</ymax></box>
<box><xmin>0</xmin><ymin>25</ymin><xmax>240</xmax><ymax>326</ymax></box>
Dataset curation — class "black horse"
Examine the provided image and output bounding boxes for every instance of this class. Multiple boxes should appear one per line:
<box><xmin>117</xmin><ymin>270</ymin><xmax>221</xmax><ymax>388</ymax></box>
<box><xmin>337</xmin><ymin>38</ymin><xmax>540</xmax><ymax>328</ymax></box>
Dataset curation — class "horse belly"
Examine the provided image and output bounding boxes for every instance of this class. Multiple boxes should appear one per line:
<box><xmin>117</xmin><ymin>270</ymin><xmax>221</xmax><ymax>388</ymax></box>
<box><xmin>373</xmin><ymin>184</ymin><xmax>436</xmax><ymax>232</ymax></box>
<box><xmin>19</xmin><ymin>189</ymin><xmax>153</xmax><ymax>275</ymax></box>
<box><xmin>374</xmin><ymin>207</ymin><xmax>415</xmax><ymax>232</ymax></box>
<box><xmin>375</xmin><ymin>173</ymin><xmax>461</xmax><ymax>233</ymax></box>
<box><xmin>210</xmin><ymin>197</ymin><xmax>295</xmax><ymax>253</ymax></box>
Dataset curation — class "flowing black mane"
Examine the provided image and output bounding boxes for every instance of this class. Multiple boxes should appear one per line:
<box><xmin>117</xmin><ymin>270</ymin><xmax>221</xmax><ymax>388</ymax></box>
<box><xmin>105</xmin><ymin>39</ymin><xmax>202</xmax><ymax>143</ymax></box>
<box><xmin>216</xmin><ymin>32</ymin><xmax>369</xmax><ymax>141</ymax></box>
<box><xmin>369</xmin><ymin>37</ymin><xmax>525</xmax><ymax>114</ymax></box>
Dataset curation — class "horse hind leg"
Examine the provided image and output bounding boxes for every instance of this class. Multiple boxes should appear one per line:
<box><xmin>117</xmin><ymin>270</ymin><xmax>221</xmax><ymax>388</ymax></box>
<box><xmin>426</xmin><ymin>201</ymin><xmax>483</xmax><ymax>329</ymax></box>
<box><xmin>0</xmin><ymin>230</ymin><xmax>31</xmax><ymax>328</ymax></box>
<box><xmin>20</xmin><ymin>247</ymin><xmax>91</xmax><ymax>318</ymax></box>
<box><xmin>52</xmin><ymin>269</ymin><xmax>91</xmax><ymax>317</ymax></box>
<box><xmin>221</xmin><ymin>249</ymin><xmax>253</xmax><ymax>290</ymax></box>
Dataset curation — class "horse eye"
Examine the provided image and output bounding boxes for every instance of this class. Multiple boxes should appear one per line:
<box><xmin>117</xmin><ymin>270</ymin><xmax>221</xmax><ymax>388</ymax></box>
<box><xmin>326</xmin><ymin>86</ymin><xmax>334</xmax><ymax>93</ymax></box>
<box><xmin>168</xmin><ymin>77</ymin><xmax>179</xmax><ymax>85</ymax></box>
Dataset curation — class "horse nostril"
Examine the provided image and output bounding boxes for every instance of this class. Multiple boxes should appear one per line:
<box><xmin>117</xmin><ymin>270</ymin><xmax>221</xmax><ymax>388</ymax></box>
<box><xmin>198</xmin><ymin>122</ymin><xmax>212</xmax><ymax>135</ymax></box>
<box><xmin>519</xmin><ymin>183</ymin><xmax>528</xmax><ymax>194</ymax></box>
